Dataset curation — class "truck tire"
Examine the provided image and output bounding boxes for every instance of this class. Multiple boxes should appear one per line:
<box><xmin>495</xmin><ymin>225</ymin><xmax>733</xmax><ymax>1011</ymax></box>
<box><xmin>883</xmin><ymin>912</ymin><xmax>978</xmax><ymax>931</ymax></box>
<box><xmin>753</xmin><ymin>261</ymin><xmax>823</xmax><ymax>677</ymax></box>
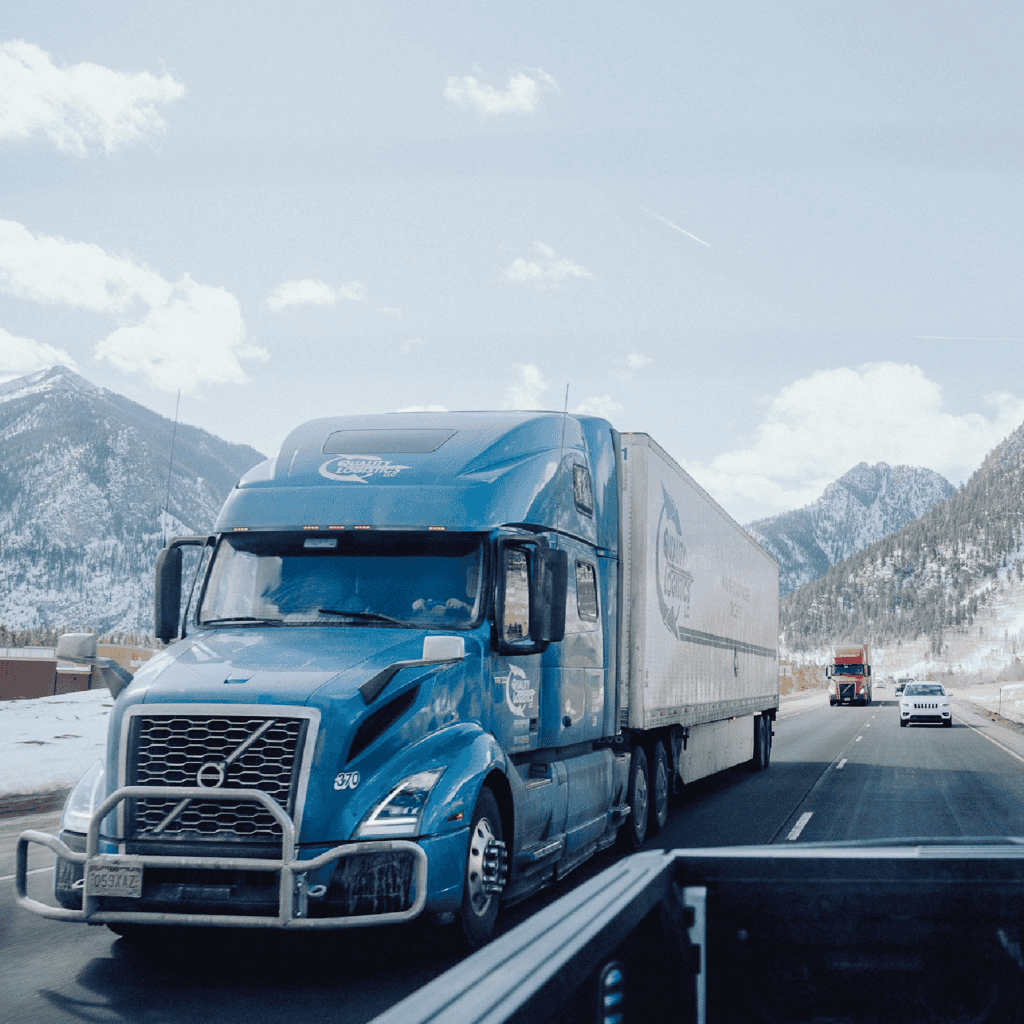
<box><xmin>619</xmin><ymin>746</ymin><xmax>649</xmax><ymax>851</ymax></box>
<box><xmin>750</xmin><ymin>715</ymin><xmax>769</xmax><ymax>771</ymax></box>
<box><xmin>459</xmin><ymin>787</ymin><xmax>503</xmax><ymax>949</ymax></box>
<box><xmin>647</xmin><ymin>741</ymin><xmax>669</xmax><ymax>835</ymax></box>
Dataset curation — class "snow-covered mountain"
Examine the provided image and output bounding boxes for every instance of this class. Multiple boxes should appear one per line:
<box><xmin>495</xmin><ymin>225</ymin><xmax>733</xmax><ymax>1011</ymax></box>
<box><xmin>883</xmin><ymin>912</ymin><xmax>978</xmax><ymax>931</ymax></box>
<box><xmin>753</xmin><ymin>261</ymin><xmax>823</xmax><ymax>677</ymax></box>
<box><xmin>781</xmin><ymin>419</ymin><xmax>1024</xmax><ymax>656</ymax></box>
<box><xmin>747</xmin><ymin>462</ymin><xmax>955</xmax><ymax>595</ymax></box>
<box><xmin>0</xmin><ymin>366</ymin><xmax>265</xmax><ymax>633</ymax></box>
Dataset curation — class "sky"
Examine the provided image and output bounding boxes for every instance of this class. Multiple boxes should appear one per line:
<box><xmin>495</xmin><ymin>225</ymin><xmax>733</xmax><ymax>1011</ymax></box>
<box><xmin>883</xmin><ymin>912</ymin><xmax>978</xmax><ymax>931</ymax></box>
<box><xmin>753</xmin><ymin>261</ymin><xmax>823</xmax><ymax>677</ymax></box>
<box><xmin>0</xmin><ymin>1</ymin><xmax>1022</xmax><ymax>523</ymax></box>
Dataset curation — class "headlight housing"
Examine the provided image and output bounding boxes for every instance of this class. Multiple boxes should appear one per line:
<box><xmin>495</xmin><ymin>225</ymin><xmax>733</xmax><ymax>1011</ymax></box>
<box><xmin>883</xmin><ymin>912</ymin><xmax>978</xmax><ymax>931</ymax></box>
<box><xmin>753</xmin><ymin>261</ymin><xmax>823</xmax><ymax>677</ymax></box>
<box><xmin>60</xmin><ymin>760</ymin><xmax>105</xmax><ymax>834</ymax></box>
<box><xmin>353</xmin><ymin>768</ymin><xmax>445</xmax><ymax>838</ymax></box>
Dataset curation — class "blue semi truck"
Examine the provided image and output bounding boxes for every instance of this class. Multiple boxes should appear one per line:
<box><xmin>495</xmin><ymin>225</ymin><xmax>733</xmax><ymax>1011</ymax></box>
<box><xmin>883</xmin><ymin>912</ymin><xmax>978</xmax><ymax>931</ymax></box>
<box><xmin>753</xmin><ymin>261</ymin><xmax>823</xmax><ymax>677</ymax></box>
<box><xmin>18</xmin><ymin>412</ymin><xmax>778</xmax><ymax>947</ymax></box>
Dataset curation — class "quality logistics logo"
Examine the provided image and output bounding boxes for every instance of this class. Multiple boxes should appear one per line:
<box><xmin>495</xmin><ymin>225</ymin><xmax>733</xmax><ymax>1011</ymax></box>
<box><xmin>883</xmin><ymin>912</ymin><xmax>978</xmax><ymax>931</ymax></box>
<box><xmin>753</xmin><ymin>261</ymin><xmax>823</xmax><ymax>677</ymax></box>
<box><xmin>319</xmin><ymin>456</ymin><xmax>411</xmax><ymax>483</ymax></box>
<box><xmin>656</xmin><ymin>484</ymin><xmax>694</xmax><ymax>640</ymax></box>
<box><xmin>498</xmin><ymin>664</ymin><xmax>537</xmax><ymax>718</ymax></box>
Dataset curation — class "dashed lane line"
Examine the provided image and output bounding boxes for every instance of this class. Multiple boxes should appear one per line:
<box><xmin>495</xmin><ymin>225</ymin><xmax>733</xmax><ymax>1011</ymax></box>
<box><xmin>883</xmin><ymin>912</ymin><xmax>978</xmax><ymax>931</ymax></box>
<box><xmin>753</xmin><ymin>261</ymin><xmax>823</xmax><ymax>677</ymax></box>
<box><xmin>787</xmin><ymin>812</ymin><xmax>813</xmax><ymax>841</ymax></box>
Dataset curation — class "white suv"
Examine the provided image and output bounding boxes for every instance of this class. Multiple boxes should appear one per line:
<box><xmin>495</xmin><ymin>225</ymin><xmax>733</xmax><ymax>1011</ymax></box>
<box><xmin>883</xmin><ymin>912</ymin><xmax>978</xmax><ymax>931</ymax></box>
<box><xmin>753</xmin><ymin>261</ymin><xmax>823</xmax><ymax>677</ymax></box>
<box><xmin>899</xmin><ymin>682</ymin><xmax>952</xmax><ymax>728</ymax></box>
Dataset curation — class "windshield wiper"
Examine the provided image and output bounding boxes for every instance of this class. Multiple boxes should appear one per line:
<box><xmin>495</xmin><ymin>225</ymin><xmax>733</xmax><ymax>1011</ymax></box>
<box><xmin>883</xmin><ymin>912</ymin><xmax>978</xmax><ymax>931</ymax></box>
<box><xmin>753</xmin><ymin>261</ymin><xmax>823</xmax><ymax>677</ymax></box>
<box><xmin>318</xmin><ymin>609</ymin><xmax>409</xmax><ymax>627</ymax></box>
<box><xmin>202</xmin><ymin>616</ymin><xmax>281</xmax><ymax>626</ymax></box>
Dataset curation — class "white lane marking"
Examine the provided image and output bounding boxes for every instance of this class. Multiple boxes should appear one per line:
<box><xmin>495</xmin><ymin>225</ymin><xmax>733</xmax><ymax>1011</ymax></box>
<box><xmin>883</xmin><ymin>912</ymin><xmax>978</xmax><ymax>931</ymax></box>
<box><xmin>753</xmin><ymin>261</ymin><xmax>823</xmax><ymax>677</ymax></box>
<box><xmin>0</xmin><ymin>866</ymin><xmax>50</xmax><ymax>884</ymax></box>
<box><xmin>787</xmin><ymin>812</ymin><xmax>813</xmax><ymax>841</ymax></box>
<box><xmin>836</xmin><ymin>759</ymin><xmax>848</xmax><ymax>770</ymax></box>
<box><xmin>955</xmin><ymin>715</ymin><xmax>1024</xmax><ymax>766</ymax></box>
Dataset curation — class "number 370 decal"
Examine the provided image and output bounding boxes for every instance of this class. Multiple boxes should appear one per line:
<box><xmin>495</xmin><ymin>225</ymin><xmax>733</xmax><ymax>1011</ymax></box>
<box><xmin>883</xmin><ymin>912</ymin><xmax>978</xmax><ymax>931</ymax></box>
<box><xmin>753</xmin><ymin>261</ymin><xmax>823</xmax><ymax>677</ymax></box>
<box><xmin>334</xmin><ymin>771</ymin><xmax>360</xmax><ymax>791</ymax></box>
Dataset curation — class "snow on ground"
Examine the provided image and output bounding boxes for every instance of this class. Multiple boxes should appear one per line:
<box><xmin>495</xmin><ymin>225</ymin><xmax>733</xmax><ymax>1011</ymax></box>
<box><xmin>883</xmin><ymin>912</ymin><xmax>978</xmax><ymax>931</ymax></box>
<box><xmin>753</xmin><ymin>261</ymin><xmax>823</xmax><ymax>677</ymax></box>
<box><xmin>0</xmin><ymin>690</ymin><xmax>112</xmax><ymax>797</ymax></box>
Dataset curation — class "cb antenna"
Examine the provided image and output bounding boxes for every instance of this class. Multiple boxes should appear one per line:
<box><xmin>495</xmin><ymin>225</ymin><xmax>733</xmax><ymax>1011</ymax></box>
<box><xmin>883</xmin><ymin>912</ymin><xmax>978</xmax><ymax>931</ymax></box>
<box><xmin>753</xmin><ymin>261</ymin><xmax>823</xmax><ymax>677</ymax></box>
<box><xmin>163</xmin><ymin>389</ymin><xmax>181</xmax><ymax>545</ymax></box>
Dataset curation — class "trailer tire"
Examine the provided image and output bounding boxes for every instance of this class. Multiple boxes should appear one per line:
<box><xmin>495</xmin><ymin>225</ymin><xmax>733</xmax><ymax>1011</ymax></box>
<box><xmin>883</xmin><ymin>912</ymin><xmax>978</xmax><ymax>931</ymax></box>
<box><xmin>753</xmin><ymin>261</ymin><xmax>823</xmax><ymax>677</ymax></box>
<box><xmin>648</xmin><ymin>741</ymin><xmax>669</xmax><ymax>835</ymax></box>
<box><xmin>459</xmin><ymin>787</ymin><xmax>503</xmax><ymax>949</ymax></box>
<box><xmin>750</xmin><ymin>715</ymin><xmax>769</xmax><ymax>771</ymax></box>
<box><xmin>619</xmin><ymin>746</ymin><xmax>649</xmax><ymax>851</ymax></box>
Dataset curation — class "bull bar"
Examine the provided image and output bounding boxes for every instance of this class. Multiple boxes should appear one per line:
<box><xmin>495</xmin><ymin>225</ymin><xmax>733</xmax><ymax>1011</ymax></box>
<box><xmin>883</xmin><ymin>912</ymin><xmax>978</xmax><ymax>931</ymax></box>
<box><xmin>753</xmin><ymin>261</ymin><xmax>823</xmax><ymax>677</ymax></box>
<box><xmin>16</xmin><ymin>785</ymin><xmax>428</xmax><ymax>928</ymax></box>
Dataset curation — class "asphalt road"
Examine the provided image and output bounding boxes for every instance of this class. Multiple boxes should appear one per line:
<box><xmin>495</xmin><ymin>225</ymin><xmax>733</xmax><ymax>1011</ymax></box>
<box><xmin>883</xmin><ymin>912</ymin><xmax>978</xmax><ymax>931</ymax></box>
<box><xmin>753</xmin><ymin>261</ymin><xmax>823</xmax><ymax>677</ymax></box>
<box><xmin>3</xmin><ymin>690</ymin><xmax>1024</xmax><ymax>1024</ymax></box>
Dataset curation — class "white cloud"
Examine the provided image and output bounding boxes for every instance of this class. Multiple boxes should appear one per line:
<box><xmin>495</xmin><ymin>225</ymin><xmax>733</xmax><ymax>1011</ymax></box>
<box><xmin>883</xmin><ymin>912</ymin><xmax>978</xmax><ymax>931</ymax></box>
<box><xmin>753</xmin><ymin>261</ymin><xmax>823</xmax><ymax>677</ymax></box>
<box><xmin>572</xmin><ymin>396</ymin><xmax>624</xmax><ymax>420</ymax></box>
<box><xmin>0</xmin><ymin>219</ymin><xmax>264</xmax><ymax>394</ymax></box>
<box><xmin>266</xmin><ymin>278</ymin><xmax>369</xmax><ymax>311</ymax></box>
<box><xmin>0</xmin><ymin>219</ymin><xmax>168</xmax><ymax>312</ymax></box>
<box><xmin>504</xmin><ymin>242</ymin><xmax>593</xmax><ymax>290</ymax></box>
<box><xmin>617</xmin><ymin>351</ymin><xmax>652</xmax><ymax>381</ymax></box>
<box><xmin>96</xmin><ymin>276</ymin><xmax>267</xmax><ymax>393</ymax></box>
<box><xmin>0</xmin><ymin>40</ymin><xmax>184</xmax><ymax>155</ymax></box>
<box><xmin>0</xmin><ymin>327</ymin><xmax>77</xmax><ymax>382</ymax></box>
<box><xmin>444</xmin><ymin>69</ymin><xmax>557</xmax><ymax>115</ymax></box>
<box><xmin>685</xmin><ymin>362</ymin><xmax>1024</xmax><ymax>523</ymax></box>
<box><xmin>503</xmin><ymin>364</ymin><xmax>548</xmax><ymax>409</ymax></box>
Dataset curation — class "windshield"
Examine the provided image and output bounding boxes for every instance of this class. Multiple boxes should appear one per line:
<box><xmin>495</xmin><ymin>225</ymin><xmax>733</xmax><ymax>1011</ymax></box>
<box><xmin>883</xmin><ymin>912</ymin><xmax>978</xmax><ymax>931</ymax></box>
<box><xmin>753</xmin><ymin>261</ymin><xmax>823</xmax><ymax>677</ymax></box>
<box><xmin>832</xmin><ymin>664</ymin><xmax>864</xmax><ymax>675</ymax></box>
<box><xmin>904</xmin><ymin>683</ymin><xmax>946</xmax><ymax>697</ymax></box>
<box><xmin>199</xmin><ymin>531</ymin><xmax>484</xmax><ymax>628</ymax></box>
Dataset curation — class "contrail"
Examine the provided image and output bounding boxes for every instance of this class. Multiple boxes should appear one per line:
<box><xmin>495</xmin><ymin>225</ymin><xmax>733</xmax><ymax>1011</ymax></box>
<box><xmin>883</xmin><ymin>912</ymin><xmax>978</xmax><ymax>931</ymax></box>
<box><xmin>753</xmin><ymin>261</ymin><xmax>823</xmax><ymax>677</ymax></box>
<box><xmin>913</xmin><ymin>335</ymin><xmax>1023</xmax><ymax>342</ymax></box>
<box><xmin>640</xmin><ymin>206</ymin><xmax>710</xmax><ymax>247</ymax></box>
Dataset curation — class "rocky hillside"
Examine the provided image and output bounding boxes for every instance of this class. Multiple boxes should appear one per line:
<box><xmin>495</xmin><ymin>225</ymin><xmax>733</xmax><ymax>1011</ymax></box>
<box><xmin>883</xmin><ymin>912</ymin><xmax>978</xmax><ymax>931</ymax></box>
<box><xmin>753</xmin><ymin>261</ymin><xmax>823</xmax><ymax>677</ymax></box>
<box><xmin>0</xmin><ymin>366</ymin><xmax>265</xmax><ymax>632</ymax></box>
<box><xmin>781</xmin><ymin>424</ymin><xmax>1024</xmax><ymax>654</ymax></box>
<box><xmin>747</xmin><ymin>462</ymin><xmax>955</xmax><ymax>595</ymax></box>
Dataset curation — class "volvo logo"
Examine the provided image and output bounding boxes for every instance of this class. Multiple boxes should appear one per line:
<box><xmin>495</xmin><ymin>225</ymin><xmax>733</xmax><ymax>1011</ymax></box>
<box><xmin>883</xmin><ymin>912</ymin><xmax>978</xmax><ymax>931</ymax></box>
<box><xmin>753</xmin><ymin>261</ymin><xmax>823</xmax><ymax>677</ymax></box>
<box><xmin>196</xmin><ymin>761</ymin><xmax>227</xmax><ymax>788</ymax></box>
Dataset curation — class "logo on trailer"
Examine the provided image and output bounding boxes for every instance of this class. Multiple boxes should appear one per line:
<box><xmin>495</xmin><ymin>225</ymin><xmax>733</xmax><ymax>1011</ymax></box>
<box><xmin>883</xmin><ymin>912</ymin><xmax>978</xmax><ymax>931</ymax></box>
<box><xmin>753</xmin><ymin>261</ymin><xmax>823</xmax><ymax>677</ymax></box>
<box><xmin>656</xmin><ymin>483</ymin><xmax>694</xmax><ymax>640</ymax></box>
<box><xmin>319</xmin><ymin>456</ymin><xmax>411</xmax><ymax>483</ymax></box>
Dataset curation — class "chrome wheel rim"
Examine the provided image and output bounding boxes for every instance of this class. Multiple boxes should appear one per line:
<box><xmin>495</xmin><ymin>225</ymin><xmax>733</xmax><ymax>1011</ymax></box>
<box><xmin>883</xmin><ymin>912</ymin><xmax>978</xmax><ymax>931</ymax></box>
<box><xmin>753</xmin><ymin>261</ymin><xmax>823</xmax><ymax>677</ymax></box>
<box><xmin>653</xmin><ymin>757</ymin><xmax>668</xmax><ymax>826</ymax></box>
<box><xmin>466</xmin><ymin>816</ymin><xmax>496</xmax><ymax>917</ymax></box>
<box><xmin>633</xmin><ymin>763</ymin><xmax>648</xmax><ymax>840</ymax></box>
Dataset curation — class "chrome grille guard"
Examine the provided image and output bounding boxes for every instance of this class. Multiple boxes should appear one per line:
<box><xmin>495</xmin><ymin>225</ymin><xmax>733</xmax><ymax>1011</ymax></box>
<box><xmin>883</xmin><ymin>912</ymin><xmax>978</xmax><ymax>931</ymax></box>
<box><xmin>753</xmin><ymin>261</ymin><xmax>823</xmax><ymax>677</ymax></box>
<box><xmin>16</xmin><ymin>785</ymin><xmax>427</xmax><ymax>929</ymax></box>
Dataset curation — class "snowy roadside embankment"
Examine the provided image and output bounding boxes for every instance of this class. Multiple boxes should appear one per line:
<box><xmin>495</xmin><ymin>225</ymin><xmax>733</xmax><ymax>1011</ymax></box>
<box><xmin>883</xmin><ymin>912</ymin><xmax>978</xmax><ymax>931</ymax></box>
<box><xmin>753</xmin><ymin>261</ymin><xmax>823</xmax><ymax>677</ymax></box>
<box><xmin>948</xmin><ymin>682</ymin><xmax>1024</xmax><ymax>726</ymax></box>
<box><xmin>0</xmin><ymin>690</ymin><xmax>112</xmax><ymax>798</ymax></box>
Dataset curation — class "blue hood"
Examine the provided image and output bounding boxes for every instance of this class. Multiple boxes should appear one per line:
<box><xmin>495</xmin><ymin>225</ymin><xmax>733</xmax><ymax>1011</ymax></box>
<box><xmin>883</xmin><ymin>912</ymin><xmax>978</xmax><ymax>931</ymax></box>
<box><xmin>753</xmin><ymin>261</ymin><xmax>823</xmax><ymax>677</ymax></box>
<box><xmin>130</xmin><ymin>627</ymin><xmax>438</xmax><ymax>706</ymax></box>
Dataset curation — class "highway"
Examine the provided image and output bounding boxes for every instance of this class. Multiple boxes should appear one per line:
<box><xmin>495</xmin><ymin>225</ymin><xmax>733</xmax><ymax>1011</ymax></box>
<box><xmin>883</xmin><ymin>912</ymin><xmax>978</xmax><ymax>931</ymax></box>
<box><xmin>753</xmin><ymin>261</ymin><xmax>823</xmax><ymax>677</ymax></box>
<box><xmin>3</xmin><ymin>688</ymin><xmax>1024</xmax><ymax>1024</ymax></box>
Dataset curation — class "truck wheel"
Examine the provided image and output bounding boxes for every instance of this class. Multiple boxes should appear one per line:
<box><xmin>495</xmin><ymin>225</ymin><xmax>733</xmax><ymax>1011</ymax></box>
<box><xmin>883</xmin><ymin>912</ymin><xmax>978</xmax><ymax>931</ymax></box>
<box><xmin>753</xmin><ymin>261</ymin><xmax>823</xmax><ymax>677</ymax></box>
<box><xmin>648</xmin><ymin>741</ymin><xmax>669</xmax><ymax>835</ymax></box>
<box><xmin>619</xmin><ymin>746</ymin><xmax>649</xmax><ymax>851</ymax></box>
<box><xmin>750</xmin><ymin>715</ymin><xmax>769</xmax><ymax>771</ymax></box>
<box><xmin>459</xmin><ymin>787</ymin><xmax>503</xmax><ymax>949</ymax></box>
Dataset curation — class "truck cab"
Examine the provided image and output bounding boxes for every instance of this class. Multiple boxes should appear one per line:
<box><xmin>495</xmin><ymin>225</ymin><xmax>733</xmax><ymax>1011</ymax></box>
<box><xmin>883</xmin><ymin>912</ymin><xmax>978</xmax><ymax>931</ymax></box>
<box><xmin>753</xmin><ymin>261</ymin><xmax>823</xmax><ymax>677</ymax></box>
<box><xmin>36</xmin><ymin>413</ymin><xmax>630</xmax><ymax>946</ymax></box>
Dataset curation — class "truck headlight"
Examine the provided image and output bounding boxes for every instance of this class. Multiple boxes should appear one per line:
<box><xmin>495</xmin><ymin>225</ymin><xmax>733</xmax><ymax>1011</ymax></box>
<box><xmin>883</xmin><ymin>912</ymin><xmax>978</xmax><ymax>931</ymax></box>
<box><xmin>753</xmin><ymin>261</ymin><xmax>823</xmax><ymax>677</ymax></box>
<box><xmin>60</xmin><ymin>760</ymin><xmax>105</xmax><ymax>834</ymax></box>
<box><xmin>353</xmin><ymin>768</ymin><xmax>444</xmax><ymax>838</ymax></box>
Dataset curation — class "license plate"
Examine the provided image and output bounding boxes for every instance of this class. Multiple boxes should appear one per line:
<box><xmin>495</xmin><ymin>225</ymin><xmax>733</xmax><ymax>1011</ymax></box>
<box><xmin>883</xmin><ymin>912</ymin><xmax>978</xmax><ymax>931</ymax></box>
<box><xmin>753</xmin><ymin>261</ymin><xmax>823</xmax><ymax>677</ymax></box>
<box><xmin>86</xmin><ymin>864</ymin><xmax>143</xmax><ymax>898</ymax></box>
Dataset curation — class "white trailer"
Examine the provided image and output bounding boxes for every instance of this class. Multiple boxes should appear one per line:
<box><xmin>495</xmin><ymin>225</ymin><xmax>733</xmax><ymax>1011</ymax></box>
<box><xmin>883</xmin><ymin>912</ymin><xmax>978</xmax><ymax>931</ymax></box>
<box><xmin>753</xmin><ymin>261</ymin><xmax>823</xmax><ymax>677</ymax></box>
<box><xmin>616</xmin><ymin>433</ymin><xmax>779</xmax><ymax>837</ymax></box>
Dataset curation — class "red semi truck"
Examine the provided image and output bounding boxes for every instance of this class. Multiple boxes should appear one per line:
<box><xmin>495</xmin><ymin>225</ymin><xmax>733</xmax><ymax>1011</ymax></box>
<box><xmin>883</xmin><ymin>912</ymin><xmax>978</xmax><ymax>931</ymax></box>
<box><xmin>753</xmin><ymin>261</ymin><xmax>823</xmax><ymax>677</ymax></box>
<box><xmin>827</xmin><ymin>644</ymin><xmax>872</xmax><ymax>706</ymax></box>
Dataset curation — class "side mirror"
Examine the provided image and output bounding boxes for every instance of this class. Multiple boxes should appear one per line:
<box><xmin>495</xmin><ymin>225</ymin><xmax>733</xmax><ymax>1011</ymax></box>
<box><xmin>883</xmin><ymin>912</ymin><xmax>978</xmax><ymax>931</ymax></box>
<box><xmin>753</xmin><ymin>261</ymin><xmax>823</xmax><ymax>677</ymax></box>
<box><xmin>154</xmin><ymin>536</ymin><xmax>210</xmax><ymax>643</ymax></box>
<box><xmin>825</xmin><ymin>666</ymin><xmax>832</xmax><ymax>679</ymax></box>
<box><xmin>57</xmin><ymin>632</ymin><xmax>98</xmax><ymax>662</ymax></box>
<box><xmin>56</xmin><ymin>632</ymin><xmax>132</xmax><ymax>699</ymax></box>
<box><xmin>531</xmin><ymin>548</ymin><xmax>567</xmax><ymax>643</ymax></box>
<box><xmin>154</xmin><ymin>545</ymin><xmax>182</xmax><ymax>643</ymax></box>
<box><xmin>494</xmin><ymin>540</ymin><xmax>568</xmax><ymax>656</ymax></box>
